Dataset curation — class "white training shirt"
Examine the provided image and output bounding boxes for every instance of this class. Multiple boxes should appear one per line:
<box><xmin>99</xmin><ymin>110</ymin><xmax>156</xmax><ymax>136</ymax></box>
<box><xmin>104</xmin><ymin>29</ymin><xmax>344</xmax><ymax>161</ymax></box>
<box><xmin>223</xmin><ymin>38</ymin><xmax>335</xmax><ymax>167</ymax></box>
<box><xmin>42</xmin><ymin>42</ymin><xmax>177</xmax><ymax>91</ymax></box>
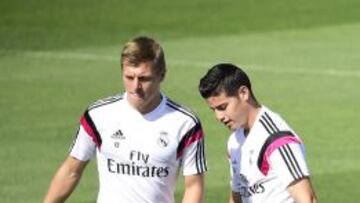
<box><xmin>70</xmin><ymin>93</ymin><xmax>207</xmax><ymax>203</ymax></box>
<box><xmin>228</xmin><ymin>106</ymin><xmax>310</xmax><ymax>203</ymax></box>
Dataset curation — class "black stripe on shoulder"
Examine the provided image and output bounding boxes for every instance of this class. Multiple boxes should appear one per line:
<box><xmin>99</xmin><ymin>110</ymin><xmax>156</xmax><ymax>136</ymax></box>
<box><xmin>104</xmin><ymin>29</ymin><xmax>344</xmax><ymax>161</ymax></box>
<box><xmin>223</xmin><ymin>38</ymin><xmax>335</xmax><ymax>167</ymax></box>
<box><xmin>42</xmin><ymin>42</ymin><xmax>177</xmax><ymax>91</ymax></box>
<box><xmin>84</xmin><ymin>109</ymin><xmax>102</xmax><ymax>148</ymax></box>
<box><xmin>166</xmin><ymin>98</ymin><xmax>199</xmax><ymax>123</ymax></box>
<box><xmin>261</xmin><ymin>115</ymin><xmax>277</xmax><ymax>133</ymax></box>
<box><xmin>257</xmin><ymin>131</ymin><xmax>295</xmax><ymax>172</ymax></box>
<box><xmin>68</xmin><ymin>127</ymin><xmax>80</xmax><ymax>152</ymax></box>
<box><xmin>196</xmin><ymin>139</ymin><xmax>207</xmax><ymax>173</ymax></box>
<box><xmin>259</xmin><ymin>119</ymin><xmax>273</xmax><ymax>135</ymax></box>
<box><xmin>279</xmin><ymin>146</ymin><xmax>298</xmax><ymax>179</ymax></box>
<box><xmin>284</xmin><ymin>144</ymin><xmax>304</xmax><ymax>179</ymax></box>
<box><xmin>88</xmin><ymin>94</ymin><xmax>123</xmax><ymax>111</ymax></box>
<box><xmin>263</xmin><ymin>112</ymin><xmax>280</xmax><ymax>131</ymax></box>
<box><xmin>177</xmin><ymin>123</ymin><xmax>202</xmax><ymax>157</ymax></box>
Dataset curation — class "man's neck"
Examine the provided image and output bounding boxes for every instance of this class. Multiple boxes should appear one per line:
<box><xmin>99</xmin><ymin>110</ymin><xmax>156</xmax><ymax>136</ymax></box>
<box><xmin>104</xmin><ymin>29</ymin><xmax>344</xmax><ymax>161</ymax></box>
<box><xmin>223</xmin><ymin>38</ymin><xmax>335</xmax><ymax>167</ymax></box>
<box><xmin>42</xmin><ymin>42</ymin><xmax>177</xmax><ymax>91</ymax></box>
<box><xmin>138</xmin><ymin>93</ymin><xmax>162</xmax><ymax>115</ymax></box>
<box><xmin>244</xmin><ymin>102</ymin><xmax>262</xmax><ymax>136</ymax></box>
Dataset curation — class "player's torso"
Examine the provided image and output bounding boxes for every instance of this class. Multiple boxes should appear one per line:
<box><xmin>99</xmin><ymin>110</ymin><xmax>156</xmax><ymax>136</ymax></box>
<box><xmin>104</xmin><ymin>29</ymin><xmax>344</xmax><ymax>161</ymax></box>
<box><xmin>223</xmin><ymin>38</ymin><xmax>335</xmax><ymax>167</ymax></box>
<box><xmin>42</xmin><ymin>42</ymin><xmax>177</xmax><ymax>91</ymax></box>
<box><xmin>91</xmin><ymin>98</ymin><xmax>187</xmax><ymax>202</ymax></box>
<box><xmin>229</xmin><ymin>107</ymin><xmax>295</xmax><ymax>203</ymax></box>
<box><xmin>93</xmin><ymin>99</ymin><xmax>185</xmax><ymax>176</ymax></box>
<box><xmin>98</xmin><ymin>112</ymin><xmax>181</xmax><ymax>178</ymax></box>
<box><xmin>229</xmin><ymin>131</ymin><xmax>269</xmax><ymax>201</ymax></box>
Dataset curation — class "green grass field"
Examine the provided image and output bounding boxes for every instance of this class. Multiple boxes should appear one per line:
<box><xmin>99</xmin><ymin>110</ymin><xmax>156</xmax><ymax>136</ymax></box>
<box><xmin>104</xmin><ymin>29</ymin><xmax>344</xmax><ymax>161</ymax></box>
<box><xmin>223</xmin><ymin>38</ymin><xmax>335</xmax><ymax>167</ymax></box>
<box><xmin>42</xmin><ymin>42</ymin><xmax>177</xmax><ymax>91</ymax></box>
<box><xmin>1</xmin><ymin>0</ymin><xmax>360</xmax><ymax>202</ymax></box>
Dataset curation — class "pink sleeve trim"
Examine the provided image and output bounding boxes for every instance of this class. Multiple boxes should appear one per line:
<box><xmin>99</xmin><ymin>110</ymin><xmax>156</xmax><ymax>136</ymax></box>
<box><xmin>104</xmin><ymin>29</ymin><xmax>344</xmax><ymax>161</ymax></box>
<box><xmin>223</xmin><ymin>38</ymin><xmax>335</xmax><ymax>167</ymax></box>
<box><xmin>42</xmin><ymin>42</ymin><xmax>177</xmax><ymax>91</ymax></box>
<box><xmin>80</xmin><ymin>115</ymin><xmax>101</xmax><ymax>149</ymax></box>
<box><xmin>260</xmin><ymin>136</ymin><xmax>301</xmax><ymax>175</ymax></box>
<box><xmin>176</xmin><ymin>128</ymin><xmax>204</xmax><ymax>159</ymax></box>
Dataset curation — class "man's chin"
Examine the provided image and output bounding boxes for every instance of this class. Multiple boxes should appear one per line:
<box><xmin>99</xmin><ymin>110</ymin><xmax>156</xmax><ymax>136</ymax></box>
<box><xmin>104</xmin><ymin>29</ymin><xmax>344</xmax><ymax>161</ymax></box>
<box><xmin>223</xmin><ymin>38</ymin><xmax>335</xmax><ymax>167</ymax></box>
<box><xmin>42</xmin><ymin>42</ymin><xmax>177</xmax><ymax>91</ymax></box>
<box><xmin>228</xmin><ymin>126</ymin><xmax>237</xmax><ymax>131</ymax></box>
<box><xmin>225</xmin><ymin>123</ymin><xmax>241</xmax><ymax>131</ymax></box>
<box><xmin>223</xmin><ymin>123</ymin><xmax>234</xmax><ymax>130</ymax></box>
<box><xmin>129</xmin><ymin>93</ymin><xmax>145</xmax><ymax>100</ymax></box>
<box><xmin>128</xmin><ymin>95</ymin><xmax>147</xmax><ymax>106</ymax></box>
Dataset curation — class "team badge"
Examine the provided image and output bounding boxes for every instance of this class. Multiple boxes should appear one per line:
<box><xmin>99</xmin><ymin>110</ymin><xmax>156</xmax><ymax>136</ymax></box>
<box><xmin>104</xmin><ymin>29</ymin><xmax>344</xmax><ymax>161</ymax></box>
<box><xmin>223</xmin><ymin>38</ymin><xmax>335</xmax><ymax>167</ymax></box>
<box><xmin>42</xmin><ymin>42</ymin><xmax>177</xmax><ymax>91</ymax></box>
<box><xmin>157</xmin><ymin>131</ymin><xmax>170</xmax><ymax>148</ymax></box>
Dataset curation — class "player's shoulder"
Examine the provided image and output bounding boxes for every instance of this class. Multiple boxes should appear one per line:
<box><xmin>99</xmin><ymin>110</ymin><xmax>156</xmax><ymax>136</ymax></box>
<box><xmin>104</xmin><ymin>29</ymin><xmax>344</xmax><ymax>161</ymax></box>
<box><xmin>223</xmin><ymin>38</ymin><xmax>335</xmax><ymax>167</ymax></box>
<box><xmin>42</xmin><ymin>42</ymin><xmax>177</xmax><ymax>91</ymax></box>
<box><xmin>87</xmin><ymin>93</ymin><xmax>124</xmax><ymax>112</ymax></box>
<box><xmin>164</xmin><ymin>96</ymin><xmax>200</xmax><ymax>124</ymax></box>
<box><xmin>257</xmin><ymin>105</ymin><xmax>291</xmax><ymax>132</ymax></box>
<box><xmin>259</xmin><ymin>106</ymin><xmax>283</xmax><ymax>123</ymax></box>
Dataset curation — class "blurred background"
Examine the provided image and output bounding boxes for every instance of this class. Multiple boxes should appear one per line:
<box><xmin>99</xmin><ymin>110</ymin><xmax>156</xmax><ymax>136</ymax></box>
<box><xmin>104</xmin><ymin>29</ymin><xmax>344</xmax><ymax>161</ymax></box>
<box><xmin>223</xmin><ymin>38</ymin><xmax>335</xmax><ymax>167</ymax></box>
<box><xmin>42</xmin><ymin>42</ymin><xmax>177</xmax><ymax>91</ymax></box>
<box><xmin>1</xmin><ymin>0</ymin><xmax>360</xmax><ymax>202</ymax></box>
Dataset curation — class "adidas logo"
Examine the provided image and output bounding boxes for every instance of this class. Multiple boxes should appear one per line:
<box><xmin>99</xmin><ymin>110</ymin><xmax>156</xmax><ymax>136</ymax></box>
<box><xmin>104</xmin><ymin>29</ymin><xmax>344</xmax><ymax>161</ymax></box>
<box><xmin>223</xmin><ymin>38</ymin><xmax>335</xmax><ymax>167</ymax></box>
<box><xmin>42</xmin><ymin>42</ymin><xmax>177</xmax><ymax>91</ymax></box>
<box><xmin>111</xmin><ymin>129</ymin><xmax>125</xmax><ymax>139</ymax></box>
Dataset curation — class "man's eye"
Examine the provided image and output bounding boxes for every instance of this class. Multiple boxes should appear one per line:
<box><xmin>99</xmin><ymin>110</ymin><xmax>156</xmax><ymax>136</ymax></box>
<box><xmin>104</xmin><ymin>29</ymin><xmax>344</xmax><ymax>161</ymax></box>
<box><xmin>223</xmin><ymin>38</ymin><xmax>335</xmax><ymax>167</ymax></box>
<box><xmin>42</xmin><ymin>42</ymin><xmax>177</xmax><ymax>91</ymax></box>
<box><xmin>139</xmin><ymin>77</ymin><xmax>152</xmax><ymax>82</ymax></box>
<box><xmin>217</xmin><ymin>105</ymin><xmax>227</xmax><ymax>111</ymax></box>
<box><xmin>125</xmin><ymin>76</ymin><xmax>134</xmax><ymax>80</ymax></box>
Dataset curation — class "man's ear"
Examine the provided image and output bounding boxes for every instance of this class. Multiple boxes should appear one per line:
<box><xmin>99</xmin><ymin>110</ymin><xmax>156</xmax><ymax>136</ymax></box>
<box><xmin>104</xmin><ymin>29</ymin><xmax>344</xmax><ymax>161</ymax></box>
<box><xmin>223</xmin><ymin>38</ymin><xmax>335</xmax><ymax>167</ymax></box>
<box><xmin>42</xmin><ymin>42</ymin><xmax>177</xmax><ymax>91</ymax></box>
<box><xmin>238</xmin><ymin>86</ymin><xmax>250</xmax><ymax>101</ymax></box>
<box><xmin>160</xmin><ymin>71</ymin><xmax>166</xmax><ymax>82</ymax></box>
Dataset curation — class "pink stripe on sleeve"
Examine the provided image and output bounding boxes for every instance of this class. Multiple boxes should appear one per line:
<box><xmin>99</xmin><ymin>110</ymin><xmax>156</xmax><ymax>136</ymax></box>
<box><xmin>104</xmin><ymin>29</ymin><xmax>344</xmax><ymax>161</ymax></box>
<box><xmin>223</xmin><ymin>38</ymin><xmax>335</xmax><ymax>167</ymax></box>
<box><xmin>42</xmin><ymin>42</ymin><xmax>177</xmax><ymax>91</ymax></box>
<box><xmin>177</xmin><ymin>129</ymin><xmax>204</xmax><ymax>159</ymax></box>
<box><xmin>80</xmin><ymin>115</ymin><xmax>101</xmax><ymax>149</ymax></box>
<box><xmin>260</xmin><ymin>136</ymin><xmax>301</xmax><ymax>175</ymax></box>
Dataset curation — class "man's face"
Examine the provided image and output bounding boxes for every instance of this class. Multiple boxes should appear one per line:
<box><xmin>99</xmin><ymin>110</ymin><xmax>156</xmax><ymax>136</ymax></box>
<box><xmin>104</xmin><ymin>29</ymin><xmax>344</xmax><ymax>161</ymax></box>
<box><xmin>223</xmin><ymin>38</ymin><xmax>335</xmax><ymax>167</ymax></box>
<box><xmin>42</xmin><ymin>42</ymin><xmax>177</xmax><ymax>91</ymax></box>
<box><xmin>206</xmin><ymin>90</ymin><xmax>249</xmax><ymax>130</ymax></box>
<box><xmin>122</xmin><ymin>61</ymin><xmax>163</xmax><ymax>112</ymax></box>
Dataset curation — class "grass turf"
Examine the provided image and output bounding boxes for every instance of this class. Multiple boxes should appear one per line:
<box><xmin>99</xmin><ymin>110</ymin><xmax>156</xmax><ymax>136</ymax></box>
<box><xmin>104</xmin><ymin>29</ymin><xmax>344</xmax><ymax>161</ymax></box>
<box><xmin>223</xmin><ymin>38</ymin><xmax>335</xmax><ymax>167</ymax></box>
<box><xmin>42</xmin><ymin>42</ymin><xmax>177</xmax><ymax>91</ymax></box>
<box><xmin>1</xmin><ymin>0</ymin><xmax>360</xmax><ymax>202</ymax></box>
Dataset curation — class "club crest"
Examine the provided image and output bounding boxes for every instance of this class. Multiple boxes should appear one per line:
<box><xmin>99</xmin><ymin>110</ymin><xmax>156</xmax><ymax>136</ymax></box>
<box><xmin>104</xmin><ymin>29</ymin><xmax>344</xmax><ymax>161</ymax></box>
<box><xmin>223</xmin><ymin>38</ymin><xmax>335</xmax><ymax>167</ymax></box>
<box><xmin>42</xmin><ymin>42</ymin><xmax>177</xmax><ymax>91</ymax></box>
<box><xmin>157</xmin><ymin>131</ymin><xmax>170</xmax><ymax>148</ymax></box>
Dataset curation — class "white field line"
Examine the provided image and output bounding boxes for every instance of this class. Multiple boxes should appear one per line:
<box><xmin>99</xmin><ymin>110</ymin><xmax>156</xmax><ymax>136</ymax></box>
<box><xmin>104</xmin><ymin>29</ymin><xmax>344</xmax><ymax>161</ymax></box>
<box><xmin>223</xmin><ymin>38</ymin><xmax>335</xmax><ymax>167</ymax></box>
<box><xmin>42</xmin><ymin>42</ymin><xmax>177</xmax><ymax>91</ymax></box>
<box><xmin>5</xmin><ymin>50</ymin><xmax>360</xmax><ymax>78</ymax></box>
<box><xmin>23</xmin><ymin>50</ymin><xmax>118</xmax><ymax>62</ymax></box>
<box><xmin>167</xmin><ymin>59</ymin><xmax>360</xmax><ymax>78</ymax></box>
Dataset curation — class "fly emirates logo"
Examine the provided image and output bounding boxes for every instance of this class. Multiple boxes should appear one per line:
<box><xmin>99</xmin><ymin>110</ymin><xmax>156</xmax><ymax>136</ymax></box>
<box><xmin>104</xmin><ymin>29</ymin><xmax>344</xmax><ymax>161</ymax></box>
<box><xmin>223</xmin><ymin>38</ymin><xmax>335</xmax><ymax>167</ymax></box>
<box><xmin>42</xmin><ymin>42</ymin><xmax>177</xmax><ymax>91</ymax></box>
<box><xmin>238</xmin><ymin>174</ymin><xmax>265</xmax><ymax>198</ymax></box>
<box><xmin>107</xmin><ymin>150</ymin><xmax>169</xmax><ymax>178</ymax></box>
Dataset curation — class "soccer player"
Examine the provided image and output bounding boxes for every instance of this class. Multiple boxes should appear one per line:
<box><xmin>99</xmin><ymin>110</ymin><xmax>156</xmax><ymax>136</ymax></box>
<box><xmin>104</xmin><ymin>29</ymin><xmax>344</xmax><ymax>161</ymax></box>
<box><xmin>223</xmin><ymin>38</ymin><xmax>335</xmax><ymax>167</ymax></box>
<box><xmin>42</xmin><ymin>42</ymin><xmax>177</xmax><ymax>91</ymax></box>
<box><xmin>43</xmin><ymin>36</ymin><xmax>207</xmax><ymax>203</ymax></box>
<box><xmin>198</xmin><ymin>63</ymin><xmax>317</xmax><ymax>203</ymax></box>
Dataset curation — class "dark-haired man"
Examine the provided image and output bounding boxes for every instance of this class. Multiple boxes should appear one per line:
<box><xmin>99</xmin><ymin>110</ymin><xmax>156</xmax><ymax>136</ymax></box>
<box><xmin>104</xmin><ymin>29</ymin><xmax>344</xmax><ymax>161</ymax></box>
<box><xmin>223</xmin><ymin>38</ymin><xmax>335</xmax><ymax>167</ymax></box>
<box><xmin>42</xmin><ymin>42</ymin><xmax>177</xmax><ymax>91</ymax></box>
<box><xmin>199</xmin><ymin>63</ymin><xmax>317</xmax><ymax>203</ymax></box>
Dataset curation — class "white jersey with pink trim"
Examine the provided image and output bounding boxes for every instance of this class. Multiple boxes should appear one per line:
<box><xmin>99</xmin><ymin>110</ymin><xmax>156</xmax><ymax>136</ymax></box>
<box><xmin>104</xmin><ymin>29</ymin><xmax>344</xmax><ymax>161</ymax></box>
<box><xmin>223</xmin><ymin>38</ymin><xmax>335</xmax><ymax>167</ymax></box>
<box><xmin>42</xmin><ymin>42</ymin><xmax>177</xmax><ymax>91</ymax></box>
<box><xmin>70</xmin><ymin>93</ymin><xmax>207</xmax><ymax>203</ymax></box>
<box><xmin>228</xmin><ymin>106</ymin><xmax>310</xmax><ymax>203</ymax></box>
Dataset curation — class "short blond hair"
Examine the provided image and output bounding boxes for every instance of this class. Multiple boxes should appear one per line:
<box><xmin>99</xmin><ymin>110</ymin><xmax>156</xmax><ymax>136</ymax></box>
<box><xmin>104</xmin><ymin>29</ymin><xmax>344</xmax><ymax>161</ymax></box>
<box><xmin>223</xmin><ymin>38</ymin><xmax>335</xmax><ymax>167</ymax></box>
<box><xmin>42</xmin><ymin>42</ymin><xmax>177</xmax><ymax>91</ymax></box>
<box><xmin>121</xmin><ymin>36</ymin><xmax>166</xmax><ymax>75</ymax></box>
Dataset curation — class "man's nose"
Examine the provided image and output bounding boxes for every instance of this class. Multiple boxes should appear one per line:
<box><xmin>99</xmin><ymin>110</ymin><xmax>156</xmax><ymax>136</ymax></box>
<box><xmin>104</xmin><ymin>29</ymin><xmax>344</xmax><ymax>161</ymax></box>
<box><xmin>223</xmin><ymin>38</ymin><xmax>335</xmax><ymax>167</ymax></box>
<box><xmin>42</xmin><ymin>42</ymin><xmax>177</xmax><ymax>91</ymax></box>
<box><xmin>134</xmin><ymin>78</ymin><xmax>142</xmax><ymax>90</ymax></box>
<box><xmin>215</xmin><ymin>110</ymin><xmax>226</xmax><ymax>123</ymax></box>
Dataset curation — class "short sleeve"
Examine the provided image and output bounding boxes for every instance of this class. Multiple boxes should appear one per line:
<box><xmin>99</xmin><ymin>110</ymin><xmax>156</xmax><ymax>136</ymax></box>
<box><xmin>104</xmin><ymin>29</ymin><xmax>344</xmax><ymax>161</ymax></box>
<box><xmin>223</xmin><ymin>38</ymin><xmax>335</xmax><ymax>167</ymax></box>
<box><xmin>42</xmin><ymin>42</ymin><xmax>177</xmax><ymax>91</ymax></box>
<box><xmin>269</xmin><ymin>142</ymin><xmax>310</xmax><ymax>186</ymax></box>
<box><xmin>179</xmin><ymin>122</ymin><xmax>207</xmax><ymax>176</ymax></box>
<box><xmin>68</xmin><ymin>112</ymin><xmax>99</xmax><ymax>161</ymax></box>
<box><xmin>69</xmin><ymin>125</ymin><xmax>96</xmax><ymax>161</ymax></box>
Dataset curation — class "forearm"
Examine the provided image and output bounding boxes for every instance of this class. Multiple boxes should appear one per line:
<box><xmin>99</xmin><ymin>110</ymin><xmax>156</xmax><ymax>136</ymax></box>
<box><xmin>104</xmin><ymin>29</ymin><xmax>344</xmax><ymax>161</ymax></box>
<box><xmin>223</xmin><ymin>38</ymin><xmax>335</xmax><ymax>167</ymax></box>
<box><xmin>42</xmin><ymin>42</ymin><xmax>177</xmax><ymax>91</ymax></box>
<box><xmin>181</xmin><ymin>187</ymin><xmax>203</xmax><ymax>203</ymax></box>
<box><xmin>288</xmin><ymin>177</ymin><xmax>318</xmax><ymax>203</ymax></box>
<box><xmin>181</xmin><ymin>174</ymin><xmax>204</xmax><ymax>203</ymax></box>
<box><xmin>43</xmin><ymin>157</ymin><xmax>87</xmax><ymax>203</ymax></box>
<box><xmin>292</xmin><ymin>192</ymin><xmax>318</xmax><ymax>203</ymax></box>
<box><xmin>292</xmin><ymin>195</ymin><xmax>318</xmax><ymax>203</ymax></box>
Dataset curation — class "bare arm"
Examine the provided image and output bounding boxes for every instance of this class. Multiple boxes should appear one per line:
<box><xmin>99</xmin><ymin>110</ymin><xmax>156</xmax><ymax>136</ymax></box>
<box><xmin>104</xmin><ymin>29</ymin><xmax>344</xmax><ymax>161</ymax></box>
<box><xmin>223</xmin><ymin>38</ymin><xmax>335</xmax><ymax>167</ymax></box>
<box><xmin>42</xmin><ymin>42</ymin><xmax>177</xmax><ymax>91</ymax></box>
<box><xmin>43</xmin><ymin>156</ymin><xmax>88</xmax><ymax>203</ymax></box>
<box><xmin>288</xmin><ymin>177</ymin><xmax>318</xmax><ymax>203</ymax></box>
<box><xmin>181</xmin><ymin>174</ymin><xmax>205</xmax><ymax>203</ymax></box>
<box><xmin>229</xmin><ymin>191</ymin><xmax>242</xmax><ymax>203</ymax></box>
